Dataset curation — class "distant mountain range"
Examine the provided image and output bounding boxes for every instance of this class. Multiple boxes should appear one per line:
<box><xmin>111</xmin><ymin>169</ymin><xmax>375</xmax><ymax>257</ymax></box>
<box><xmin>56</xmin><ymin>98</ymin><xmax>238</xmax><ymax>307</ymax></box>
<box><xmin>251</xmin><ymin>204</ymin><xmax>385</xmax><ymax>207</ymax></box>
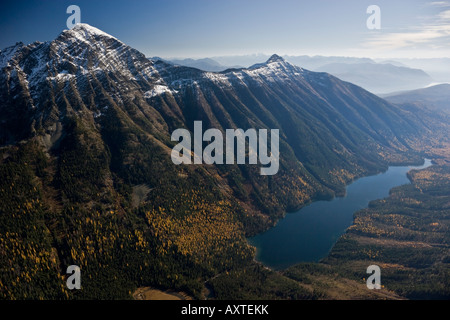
<box><xmin>166</xmin><ymin>57</ymin><xmax>241</xmax><ymax>72</ymax></box>
<box><xmin>0</xmin><ymin>23</ymin><xmax>447</xmax><ymax>299</ymax></box>
<box><xmin>168</xmin><ymin>55</ymin><xmax>434</xmax><ymax>94</ymax></box>
<box><xmin>390</xmin><ymin>58</ymin><xmax>450</xmax><ymax>84</ymax></box>
<box><xmin>284</xmin><ymin>55</ymin><xmax>376</xmax><ymax>70</ymax></box>
<box><xmin>384</xmin><ymin>83</ymin><xmax>450</xmax><ymax>114</ymax></box>
<box><xmin>314</xmin><ymin>62</ymin><xmax>433</xmax><ymax>94</ymax></box>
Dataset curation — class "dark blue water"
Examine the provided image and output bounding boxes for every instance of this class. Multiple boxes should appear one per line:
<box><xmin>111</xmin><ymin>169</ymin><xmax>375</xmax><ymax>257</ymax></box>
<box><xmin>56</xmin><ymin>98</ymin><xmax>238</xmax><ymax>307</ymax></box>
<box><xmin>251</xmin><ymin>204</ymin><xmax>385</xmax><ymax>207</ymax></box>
<box><xmin>248</xmin><ymin>159</ymin><xmax>432</xmax><ymax>270</ymax></box>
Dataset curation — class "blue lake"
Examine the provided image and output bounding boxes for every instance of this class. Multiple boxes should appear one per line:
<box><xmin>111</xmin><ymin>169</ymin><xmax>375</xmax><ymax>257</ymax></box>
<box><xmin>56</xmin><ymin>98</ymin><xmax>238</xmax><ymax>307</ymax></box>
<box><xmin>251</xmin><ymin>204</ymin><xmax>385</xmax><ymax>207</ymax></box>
<box><xmin>248</xmin><ymin>159</ymin><xmax>432</xmax><ymax>270</ymax></box>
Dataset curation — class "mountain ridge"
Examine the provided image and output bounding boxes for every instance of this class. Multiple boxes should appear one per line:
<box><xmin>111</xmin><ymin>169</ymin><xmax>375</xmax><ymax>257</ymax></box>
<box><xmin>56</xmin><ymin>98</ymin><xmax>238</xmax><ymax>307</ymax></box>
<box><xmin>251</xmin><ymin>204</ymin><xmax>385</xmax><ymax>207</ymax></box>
<box><xmin>0</xmin><ymin>23</ymin><xmax>440</xmax><ymax>216</ymax></box>
<box><xmin>0</xmin><ymin>24</ymin><xmax>447</xmax><ymax>299</ymax></box>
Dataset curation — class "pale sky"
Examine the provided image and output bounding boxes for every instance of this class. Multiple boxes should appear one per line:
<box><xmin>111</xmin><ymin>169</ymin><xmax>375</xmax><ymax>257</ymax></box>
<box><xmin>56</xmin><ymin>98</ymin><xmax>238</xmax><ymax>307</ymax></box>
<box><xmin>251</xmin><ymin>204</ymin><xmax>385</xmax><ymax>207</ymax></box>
<box><xmin>1</xmin><ymin>0</ymin><xmax>449</xmax><ymax>59</ymax></box>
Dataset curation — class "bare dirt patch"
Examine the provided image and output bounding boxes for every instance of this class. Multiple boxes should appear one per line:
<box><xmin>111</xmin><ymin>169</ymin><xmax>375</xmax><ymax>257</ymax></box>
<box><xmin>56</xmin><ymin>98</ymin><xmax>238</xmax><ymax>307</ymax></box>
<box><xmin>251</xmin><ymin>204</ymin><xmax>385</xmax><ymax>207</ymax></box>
<box><xmin>133</xmin><ymin>287</ymin><xmax>192</xmax><ymax>300</ymax></box>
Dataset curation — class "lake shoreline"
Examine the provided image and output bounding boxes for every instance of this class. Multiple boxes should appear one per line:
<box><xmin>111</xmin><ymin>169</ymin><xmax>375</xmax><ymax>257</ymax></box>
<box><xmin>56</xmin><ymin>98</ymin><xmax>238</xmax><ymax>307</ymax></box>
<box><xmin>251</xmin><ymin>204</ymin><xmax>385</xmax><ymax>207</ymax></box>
<box><xmin>248</xmin><ymin>158</ymin><xmax>433</xmax><ymax>270</ymax></box>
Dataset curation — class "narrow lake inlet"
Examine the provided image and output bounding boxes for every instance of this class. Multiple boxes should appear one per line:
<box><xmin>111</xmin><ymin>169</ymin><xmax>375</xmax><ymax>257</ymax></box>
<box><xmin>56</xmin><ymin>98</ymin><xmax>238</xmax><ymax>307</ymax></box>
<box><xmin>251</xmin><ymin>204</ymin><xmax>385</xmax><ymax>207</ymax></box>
<box><xmin>248</xmin><ymin>159</ymin><xmax>433</xmax><ymax>270</ymax></box>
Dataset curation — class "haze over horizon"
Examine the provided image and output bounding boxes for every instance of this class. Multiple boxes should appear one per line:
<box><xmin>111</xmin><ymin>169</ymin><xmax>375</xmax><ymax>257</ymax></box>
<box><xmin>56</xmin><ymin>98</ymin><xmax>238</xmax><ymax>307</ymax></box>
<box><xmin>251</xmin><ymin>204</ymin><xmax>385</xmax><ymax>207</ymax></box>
<box><xmin>1</xmin><ymin>0</ymin><xmax>450</xmax><ymax>60</ymax></box>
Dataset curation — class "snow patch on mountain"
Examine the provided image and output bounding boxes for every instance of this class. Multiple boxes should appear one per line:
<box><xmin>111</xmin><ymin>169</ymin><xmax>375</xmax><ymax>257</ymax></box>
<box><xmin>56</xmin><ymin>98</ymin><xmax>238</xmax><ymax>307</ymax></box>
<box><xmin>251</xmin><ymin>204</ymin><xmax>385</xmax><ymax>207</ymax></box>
<box><xmin>63</xmin><ymin>23</ymin><xmax>119</xmax><ymax>42</ymax></box>
<box><xmin>144</xmin><ymin>85</ymin><xmax>178</xmax><ymax>98</ymax></box>
<box><xmin>200</xmin><ymin>55</ymin><xmax>305</xmax><ymax>88</ymax></box>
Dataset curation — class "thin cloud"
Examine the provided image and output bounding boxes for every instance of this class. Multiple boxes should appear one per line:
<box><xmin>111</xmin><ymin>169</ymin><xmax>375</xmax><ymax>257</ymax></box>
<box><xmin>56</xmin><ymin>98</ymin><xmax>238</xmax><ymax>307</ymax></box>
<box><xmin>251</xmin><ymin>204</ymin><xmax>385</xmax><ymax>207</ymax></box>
<box><xmin>427</xmin><ymin>1</ymin><xmax>450</xmax><ymax>7</ymax></box>
<box><xmin>363</xmin><ymin>6</ymin><xmax>450</xmax><ymax>51</ymax></box>
<box><xmin>438</xmin><ymin>9</ymin><xmax>450</xmax><ymax>19</ymax></box>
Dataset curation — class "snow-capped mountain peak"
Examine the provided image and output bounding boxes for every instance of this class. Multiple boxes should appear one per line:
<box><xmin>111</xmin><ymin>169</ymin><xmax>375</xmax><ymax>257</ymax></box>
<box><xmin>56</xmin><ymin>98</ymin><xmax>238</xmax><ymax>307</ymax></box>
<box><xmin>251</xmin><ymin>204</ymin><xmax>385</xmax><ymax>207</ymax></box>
<box><xmin>0</xmin><ymin>23</ymin><xmax>162</xmax><ymax>114</ymax></box>
<box><xmin>266</xmin><ymin>54</ymin><xmax>285</xmax><ymax>64</ymax></box>
<box><xmin>44</xmin><ymin>23</ymin><xmax>158</xmax><ymax>84</ymax></box>
<box><xmin>61</xmin><ymin>23</ymin><xmax>119</xmax><ymax>42</ymax></box>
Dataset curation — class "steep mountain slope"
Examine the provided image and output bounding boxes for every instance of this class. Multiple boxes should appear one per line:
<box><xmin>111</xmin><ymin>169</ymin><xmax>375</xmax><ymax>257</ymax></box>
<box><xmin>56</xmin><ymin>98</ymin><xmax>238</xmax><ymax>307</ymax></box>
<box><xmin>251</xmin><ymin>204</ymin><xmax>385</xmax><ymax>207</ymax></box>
<box><xmin>153</xmin><ymin>54</ymin><xmax>435</xmax><ymax>192</ymax></box>
<box><xmin>0</xmin><ymin>24</ymin><xmax>445</xmax><ymax>299</ymax></box>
